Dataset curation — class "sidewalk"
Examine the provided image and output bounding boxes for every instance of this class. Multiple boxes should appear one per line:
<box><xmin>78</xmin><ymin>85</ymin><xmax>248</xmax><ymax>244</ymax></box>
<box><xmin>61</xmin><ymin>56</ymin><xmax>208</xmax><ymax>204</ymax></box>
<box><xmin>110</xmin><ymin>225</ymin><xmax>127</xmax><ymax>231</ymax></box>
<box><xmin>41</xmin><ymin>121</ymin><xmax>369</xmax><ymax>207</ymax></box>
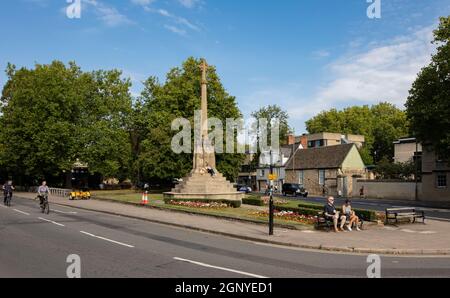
<box><xmin>16</xmin><ymin>192</ymin><xmax>450</xmax><ymax>255</ymax></box>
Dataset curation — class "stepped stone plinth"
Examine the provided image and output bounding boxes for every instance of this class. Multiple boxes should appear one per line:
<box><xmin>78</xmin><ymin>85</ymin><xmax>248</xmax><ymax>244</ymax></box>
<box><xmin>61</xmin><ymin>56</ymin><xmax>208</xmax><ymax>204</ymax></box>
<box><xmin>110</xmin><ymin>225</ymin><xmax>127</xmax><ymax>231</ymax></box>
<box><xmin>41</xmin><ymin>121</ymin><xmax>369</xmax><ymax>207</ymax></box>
<box><xmin>164</xmin><ymin>172</ymin><xmax>244</xmax><ymax>201</ymax></box>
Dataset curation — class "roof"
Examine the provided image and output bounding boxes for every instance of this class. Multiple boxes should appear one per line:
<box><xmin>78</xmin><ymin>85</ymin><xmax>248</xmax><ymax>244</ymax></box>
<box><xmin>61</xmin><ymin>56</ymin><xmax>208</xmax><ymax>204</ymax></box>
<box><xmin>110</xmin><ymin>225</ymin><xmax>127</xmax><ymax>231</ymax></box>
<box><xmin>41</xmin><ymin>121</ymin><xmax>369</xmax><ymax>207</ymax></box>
<box><xmin>280</xmin><ymin>145</ymin><xmax>293</xmax><ymax>158</ymax></box>
<box><xmin>393</xmin><ymin>137</ymin><xmax>417</xmax><ymax>144</ymax></box>
<box><xmin>285</xmin><ymin>143</ymin><xmax>355</xmax><ymax>170</ymax></box>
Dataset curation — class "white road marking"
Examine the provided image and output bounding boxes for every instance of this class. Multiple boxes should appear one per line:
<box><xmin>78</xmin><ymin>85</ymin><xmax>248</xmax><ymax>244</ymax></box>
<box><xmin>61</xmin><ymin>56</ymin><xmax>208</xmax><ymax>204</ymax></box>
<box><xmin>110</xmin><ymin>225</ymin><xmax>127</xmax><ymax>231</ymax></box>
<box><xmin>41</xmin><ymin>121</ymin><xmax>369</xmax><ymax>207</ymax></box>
<box><xmin>0</xmin><ymin>204</ymin><xmax>6</xmax><ymax>208</ymax></box>
<box><xmin>38</xmin><ymin>217</ymin><xmax>65</xmax><ymax>227</ymax></box>
<box><xmin>53</xmin><ymin>209</ymin><xmax>77</xmax><ymax>215</ymax></box>
<box><xmin>80</xmin><ymin>231</ymin><xmax>135</xmax><ymax>248</ymax></box>
<box><xmin>400</xmin><ymin>229</ymin><xmax>417</xmax><ymax>233</ymax></box>
<box><xmin>173</xmin><ymin>257</ymin><xmax>268</xmax><ymax>278</ymax></box>
<box><xmin>419</xmin><ymin>231</ymin><xmax>437</xmax><ymax>235</ymax></box>
<box><xmin>13</xmin><ymin>209</ymin><xmax>30</xmax><ymax>216</ymax></box>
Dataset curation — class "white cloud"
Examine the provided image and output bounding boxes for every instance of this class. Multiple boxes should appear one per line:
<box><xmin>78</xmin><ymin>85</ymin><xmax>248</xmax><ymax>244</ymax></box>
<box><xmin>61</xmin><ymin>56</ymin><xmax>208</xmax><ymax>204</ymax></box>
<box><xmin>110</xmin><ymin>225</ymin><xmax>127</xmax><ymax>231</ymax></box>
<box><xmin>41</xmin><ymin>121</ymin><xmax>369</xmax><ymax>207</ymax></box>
<box><xmin>240</xmin><ymin>24</ymin><xmax>438</xmax><ymax>132</ymax></box>
<box><xmin>83</xmin><ymin>0</ymin><xmax>134</xmax><ymax>27</ymax></box>
<box><xmin>283</xmin><ymin>25</ymin><xmax>437</xmax><ymax>125</ymax></box>
<box><xmin>143</xmin><ymin>6</ymin><xmax>200</xmax><ymax>35</ymax></box>
<box><xmin>177</xmin><ymin>0</ymin><xmax>200</xmax><ymax>9</ymax></box>
<box><xmin>164</xmin><ymin>25</ymin><xmax>187</xmax><ymax>36</ymax></box>
<box><xmin>130</xmin><ymin>0</ymin><xmax>154</xmax><ymax>5</ymax></box>
<box><xmin>312</xmin><ymin>50</ymin><xmax>331</xmax><ymax>59</ymax></box>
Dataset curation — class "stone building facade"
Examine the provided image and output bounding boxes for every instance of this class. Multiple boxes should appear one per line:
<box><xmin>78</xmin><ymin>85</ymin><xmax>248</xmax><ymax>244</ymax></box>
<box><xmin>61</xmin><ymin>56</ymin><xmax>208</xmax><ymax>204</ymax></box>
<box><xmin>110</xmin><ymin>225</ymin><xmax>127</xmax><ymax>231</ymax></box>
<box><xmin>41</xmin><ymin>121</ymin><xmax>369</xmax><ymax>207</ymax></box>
<box><xmin>285</xmin><ymin>144</ymin><xmax>366</xmax><ymax>197</ymax></box>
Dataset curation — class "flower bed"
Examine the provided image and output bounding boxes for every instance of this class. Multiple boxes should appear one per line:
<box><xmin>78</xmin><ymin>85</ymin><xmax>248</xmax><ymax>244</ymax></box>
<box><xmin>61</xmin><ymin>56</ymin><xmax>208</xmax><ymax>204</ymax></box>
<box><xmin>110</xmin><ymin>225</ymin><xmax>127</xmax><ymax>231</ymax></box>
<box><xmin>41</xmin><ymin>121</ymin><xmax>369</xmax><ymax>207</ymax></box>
<box><xmin>167</xmin><ymin>200</ymin><xmax>229</xmax><ymax>209</ymax></box>
<box><xmin>250</xmin><ymin>210</ymin><xmax>316</xmax><ymax>225</ymax></box>
<box><xmin>261</xmin><ymin>196</ymin><xmax>289</xmax><ymax>205</ymax></box>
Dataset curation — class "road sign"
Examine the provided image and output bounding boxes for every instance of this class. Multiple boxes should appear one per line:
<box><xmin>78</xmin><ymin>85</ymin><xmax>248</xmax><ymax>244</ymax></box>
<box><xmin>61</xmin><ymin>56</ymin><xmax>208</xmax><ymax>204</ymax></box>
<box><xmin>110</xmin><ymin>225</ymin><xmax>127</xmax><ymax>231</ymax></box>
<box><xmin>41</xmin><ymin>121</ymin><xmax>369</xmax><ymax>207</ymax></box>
<box><xmin>268</xmin><ymin>174</ymin><xmax>277</xmax><ymax>181</ymax></box>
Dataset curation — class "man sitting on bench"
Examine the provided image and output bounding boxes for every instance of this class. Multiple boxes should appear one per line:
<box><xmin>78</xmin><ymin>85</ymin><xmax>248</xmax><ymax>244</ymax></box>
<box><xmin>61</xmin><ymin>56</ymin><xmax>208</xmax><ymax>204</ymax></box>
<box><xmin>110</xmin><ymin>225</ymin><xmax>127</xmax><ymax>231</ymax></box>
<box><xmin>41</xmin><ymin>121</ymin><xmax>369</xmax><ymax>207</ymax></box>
<box><xmin>324</xmin><ymin>196</ymin><xmax>347</xmax><ymax>233</ymax></box>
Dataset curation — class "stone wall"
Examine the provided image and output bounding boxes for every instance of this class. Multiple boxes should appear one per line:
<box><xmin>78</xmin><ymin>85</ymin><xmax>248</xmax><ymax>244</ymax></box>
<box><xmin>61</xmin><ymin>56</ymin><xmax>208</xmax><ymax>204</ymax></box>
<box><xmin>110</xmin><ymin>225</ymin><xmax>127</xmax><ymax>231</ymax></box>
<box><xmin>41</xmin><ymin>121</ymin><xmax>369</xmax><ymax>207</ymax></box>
<box><xmin>421</xmin><ymin>173</ymin><xmax>450</xmax><ymax>202</ymax></box>
<box><xmin>352</xmin><ymin>179</ymin><xmax>420</xmax><ymax>200</ymax></box>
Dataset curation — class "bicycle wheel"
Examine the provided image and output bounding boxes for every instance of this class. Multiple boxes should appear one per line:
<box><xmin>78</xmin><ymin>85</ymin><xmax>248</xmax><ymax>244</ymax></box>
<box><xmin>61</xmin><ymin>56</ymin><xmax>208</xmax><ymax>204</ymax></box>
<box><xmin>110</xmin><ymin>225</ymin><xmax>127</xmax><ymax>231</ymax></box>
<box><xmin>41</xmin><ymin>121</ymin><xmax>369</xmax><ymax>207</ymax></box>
<box><xmin>6</xmin><ymin>194</ymin><xmax>11</xmax><ymax>207</ymax></box>
<box><xmin>44</xmin><ymin>202</ymin><xmax>50</xmax><ymax>214</ymax></box>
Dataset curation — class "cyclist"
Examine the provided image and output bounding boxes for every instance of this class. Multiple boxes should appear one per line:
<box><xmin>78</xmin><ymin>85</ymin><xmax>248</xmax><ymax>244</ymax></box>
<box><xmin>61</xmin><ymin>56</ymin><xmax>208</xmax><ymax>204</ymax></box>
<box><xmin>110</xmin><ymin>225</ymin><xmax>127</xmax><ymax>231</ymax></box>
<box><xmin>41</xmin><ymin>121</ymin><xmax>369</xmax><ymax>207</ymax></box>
<box><xmin>37</xmin><ymin>181</ymin><xmax>50</xmax><ymax>207</ymax></box>
<box><xmin>3</xmin><ymin>181</ymin><xmax>15</xmax><ymax>205</ymax></box>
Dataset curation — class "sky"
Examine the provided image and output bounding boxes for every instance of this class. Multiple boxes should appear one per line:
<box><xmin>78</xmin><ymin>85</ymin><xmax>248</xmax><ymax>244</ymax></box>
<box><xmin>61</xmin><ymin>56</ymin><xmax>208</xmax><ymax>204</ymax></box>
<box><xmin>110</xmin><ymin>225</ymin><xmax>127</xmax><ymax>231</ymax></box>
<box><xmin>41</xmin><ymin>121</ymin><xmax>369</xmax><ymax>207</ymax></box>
<box><xmin>0</xmin><ymin>0</ymin><xmax>449</xmax><ymax>133</ymax></box>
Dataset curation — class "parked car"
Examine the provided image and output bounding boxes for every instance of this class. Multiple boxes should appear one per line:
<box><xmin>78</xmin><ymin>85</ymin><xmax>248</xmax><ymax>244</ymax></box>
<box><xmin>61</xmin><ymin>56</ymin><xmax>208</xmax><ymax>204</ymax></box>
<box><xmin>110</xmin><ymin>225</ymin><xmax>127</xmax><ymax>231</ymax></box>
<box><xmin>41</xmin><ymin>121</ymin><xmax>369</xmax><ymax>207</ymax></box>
<box><xmin>172</xmin><ymin>178</ymin><xmax>183</xmax><ymax>185</ymax></box>
<box><xmin>238</xmin><ymin>186</ymin><xmax>252</xmax><ymax>194</ymax></box>
<box><xmin>282</xmin><ymin>183</ymin><xmax>308</xmax><ymax>197</ymax></box>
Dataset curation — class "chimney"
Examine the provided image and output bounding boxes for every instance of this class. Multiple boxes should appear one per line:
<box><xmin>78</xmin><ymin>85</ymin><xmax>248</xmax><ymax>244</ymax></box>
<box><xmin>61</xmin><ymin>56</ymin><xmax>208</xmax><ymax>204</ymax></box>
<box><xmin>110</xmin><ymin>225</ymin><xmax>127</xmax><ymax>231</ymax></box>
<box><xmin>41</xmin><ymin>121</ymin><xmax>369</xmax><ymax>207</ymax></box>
<box><xmin>287</xmin><ymin>134</ymin><xmax>295</xmax><ymax>145</ymax></box>
<box><xmin>300</xmin><ymin>134</ymin><xmax>308</xmax><ymax>149</ymax></box>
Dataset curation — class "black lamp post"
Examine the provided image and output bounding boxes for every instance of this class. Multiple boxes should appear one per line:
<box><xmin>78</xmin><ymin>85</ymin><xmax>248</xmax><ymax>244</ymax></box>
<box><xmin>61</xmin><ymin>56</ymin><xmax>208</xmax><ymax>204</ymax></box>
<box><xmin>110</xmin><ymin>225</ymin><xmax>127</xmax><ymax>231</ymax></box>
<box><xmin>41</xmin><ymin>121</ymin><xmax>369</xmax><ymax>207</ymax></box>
<box><xmin>269</xmin><ymin>149</ymin><xmax>274</xmax><ymax>236</ymax></box>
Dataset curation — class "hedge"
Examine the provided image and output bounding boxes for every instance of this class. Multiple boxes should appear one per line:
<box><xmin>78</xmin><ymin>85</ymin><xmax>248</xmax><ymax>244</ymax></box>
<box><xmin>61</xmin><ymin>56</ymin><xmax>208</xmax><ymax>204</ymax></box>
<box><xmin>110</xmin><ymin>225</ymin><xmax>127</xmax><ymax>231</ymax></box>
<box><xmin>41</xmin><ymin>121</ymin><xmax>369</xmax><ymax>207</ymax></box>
<box><xmin>274</xmin><ymin>205</ymin><xmax>321</xmax><ymax>217</ymax></box>
<box><xmin>242</xmin><ymin>197</ymin><xmax>265</xmax><ymax>206</ymax></box>
<box><xmin>163</xmin><ymin>198</ymin><xmax>242</xmax><ymax>208</ymax></box>
<box><xmin>296</xmin><ymin>202</ymin><xmax>378</xmax><ymax>221</ymax></box>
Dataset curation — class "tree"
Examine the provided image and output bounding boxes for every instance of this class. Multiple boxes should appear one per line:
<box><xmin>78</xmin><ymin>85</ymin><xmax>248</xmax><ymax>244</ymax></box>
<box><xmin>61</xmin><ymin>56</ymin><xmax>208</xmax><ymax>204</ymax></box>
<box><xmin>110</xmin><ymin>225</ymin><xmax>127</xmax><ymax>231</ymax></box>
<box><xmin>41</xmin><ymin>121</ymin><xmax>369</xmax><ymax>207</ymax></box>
<box><xmin>305</xmin><ymin>103</ymin><xmax>409</xmax><ymax>164</ymax></box>
<box><xmin>406</xmin><ymin>16</ymin><xmax>450</xmax><ymax>160</ymax></box>
<box><xmin>136</xmin><ymin>57</ymin><xmax>245</xmax><ymax>182</ymax></box>
<box><xmin>251</xmin><ymin>105</ymin><xmax>291</xmax><ymax>147</ymax></box>
<box><xmin>375</xmin><ymin>157</ymin><xmax>416</xmax><ymax>180</ymax></box>
<box><xmin>0</xmin><ymin>61</ymin><xmax>132</xmax><ymax>186</ymax></box>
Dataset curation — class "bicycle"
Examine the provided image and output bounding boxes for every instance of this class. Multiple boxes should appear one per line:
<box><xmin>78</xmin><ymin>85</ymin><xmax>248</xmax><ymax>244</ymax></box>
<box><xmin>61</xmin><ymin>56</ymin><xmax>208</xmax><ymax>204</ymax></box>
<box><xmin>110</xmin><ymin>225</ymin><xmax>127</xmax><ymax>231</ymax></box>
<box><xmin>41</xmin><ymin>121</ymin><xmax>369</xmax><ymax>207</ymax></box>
<box><xmin>36</xmin><ymin>194</ymin><xmax>50</xmax><ymax>214</ymax></box>
<box><xmin>4</xmin><ymin>192</ymin><xmax>12</xmax><ymax>207</ymax></box>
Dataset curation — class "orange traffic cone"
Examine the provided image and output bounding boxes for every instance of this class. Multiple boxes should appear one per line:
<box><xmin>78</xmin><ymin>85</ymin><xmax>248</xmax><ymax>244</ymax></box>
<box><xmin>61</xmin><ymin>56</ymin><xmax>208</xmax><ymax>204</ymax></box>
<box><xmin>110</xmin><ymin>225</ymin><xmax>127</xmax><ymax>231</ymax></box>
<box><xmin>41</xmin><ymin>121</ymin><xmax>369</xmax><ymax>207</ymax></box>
<box><xmin>141</xmin><ymin>192</ymin><xmax>148</xmax><ymax>205</ymax></box>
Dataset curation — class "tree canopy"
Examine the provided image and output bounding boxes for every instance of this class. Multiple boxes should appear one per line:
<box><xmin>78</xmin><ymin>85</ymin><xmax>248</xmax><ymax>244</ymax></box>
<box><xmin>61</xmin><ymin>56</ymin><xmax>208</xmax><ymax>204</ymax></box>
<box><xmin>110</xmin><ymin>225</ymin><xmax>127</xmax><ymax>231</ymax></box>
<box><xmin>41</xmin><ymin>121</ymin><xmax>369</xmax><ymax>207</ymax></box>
<box><xmin>406</xmin><ymin>16</ymin><xmax>450</xmax><ymax>159</ymax></box>
<box><xmin>0</xmin><ymin>61</ymin><xmax>132</xmax><ymax>186</ymax></box>
<box><xmin>251</xmin><ymin>105</ymin><xmax>291</xmax><ymax>147</ymax></box>
<box><xmin>305</xmin><ymin>103</ymin><xmax>410</xmax><ymax>164</ymax></box>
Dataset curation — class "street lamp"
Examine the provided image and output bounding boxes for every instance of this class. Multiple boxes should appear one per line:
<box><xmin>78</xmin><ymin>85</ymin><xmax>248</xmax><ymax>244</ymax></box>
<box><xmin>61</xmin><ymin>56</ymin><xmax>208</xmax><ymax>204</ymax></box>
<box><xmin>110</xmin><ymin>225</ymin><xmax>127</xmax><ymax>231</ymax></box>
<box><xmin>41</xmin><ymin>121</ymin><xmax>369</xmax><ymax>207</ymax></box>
<box><xmin>269</xmin><ymin>149</ymin><xmax>274</xmax><ymax>236</ymax></box>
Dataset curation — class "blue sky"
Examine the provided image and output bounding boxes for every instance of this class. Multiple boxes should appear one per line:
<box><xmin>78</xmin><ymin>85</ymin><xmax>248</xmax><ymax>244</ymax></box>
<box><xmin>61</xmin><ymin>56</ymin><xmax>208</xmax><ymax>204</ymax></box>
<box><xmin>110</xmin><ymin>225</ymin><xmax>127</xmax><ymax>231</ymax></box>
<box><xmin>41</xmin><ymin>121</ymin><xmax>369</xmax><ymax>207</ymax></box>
<box><xmin>0</xmin><ymin>0</ymin><xmax>449</xmax><ymax>133</ymax></box>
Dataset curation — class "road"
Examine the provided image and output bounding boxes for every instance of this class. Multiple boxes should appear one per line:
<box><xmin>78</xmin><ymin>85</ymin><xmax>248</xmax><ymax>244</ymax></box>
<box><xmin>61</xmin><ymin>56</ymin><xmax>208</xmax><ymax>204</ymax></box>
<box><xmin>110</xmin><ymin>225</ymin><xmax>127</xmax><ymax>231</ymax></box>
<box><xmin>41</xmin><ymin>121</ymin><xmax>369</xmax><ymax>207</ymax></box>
<box><xmin>273</xmin><ymin>194</ymin><xmax>450</xmax><ymax>221</ymax></box>
<box><xmin>1</xmin><ymin>196</ymin><xmax>450</xmax><ymax>278</ymax></box>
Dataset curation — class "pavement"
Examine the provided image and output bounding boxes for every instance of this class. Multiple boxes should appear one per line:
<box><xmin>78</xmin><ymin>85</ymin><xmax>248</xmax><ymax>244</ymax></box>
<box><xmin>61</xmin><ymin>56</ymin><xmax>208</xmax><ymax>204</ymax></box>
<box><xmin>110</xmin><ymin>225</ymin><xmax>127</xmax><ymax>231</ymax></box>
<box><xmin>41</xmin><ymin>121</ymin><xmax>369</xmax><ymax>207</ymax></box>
<box><xmin>272</xmin><ymin>194</ymin><xmax>450</xmax><ymax>221</ymax></box>
<box><xmin>2</xmin><ymin>195</ymin><xmax>450</xmax><ymax>278</ymax></box>
<box><xmin>12</xmin><ymin>192</ymin><xmax>450</xmax><ymax>256</ymax></box>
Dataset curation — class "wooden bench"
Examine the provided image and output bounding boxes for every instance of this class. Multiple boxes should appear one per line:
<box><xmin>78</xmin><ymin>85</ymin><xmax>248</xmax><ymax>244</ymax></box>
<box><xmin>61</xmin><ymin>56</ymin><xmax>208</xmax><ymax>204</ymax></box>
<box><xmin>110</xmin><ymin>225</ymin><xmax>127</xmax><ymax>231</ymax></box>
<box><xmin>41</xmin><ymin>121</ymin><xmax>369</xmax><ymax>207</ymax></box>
<box><xmin>385</xmin><ymin>208</ymin><xmax>425</xmax><ymax>225</ymax></box>
<box><xmin>315</xmin><ymin>212</ymin><xmax>364</xmax><ymax>231</ymax></box>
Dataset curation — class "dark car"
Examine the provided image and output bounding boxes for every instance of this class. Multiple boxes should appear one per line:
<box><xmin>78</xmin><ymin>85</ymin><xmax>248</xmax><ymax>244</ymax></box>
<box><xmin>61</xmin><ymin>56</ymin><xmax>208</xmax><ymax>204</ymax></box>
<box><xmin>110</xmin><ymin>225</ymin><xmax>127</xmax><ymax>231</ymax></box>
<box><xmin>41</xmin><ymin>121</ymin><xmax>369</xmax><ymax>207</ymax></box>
<box><xmin>282</xmin><ymin>183</ymin><xmax>308</xmax><ymax>197</ymax></box>
<box><xmin>238</xmin><ymin>186</ymin><xmax>252</xmax><ymax>194</ymax></box>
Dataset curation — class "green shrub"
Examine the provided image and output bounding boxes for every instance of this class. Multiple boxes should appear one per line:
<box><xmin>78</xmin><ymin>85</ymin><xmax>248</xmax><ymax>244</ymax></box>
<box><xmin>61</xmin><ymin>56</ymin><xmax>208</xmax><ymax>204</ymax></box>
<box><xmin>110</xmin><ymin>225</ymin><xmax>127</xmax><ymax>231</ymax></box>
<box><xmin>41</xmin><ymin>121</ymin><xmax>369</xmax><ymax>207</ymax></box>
<box><xmin>163</xmin><ymin>198</ymin><xmax>242</xmax><ymax>208</ymax></box>
<box><xmin>242</xmin><ymin>197</ymin><xmax>265</xmax><ymax>206</ymax></box>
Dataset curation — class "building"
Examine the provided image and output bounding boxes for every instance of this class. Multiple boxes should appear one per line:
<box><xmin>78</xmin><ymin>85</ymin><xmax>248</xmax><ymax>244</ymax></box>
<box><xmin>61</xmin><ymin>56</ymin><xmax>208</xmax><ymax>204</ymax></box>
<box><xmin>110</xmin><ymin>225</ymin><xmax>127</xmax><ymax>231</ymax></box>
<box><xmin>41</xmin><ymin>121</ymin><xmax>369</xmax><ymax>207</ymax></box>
<box><xmin>393</xmin><ymin>137</ymin><xmax>422</xmax><ymax>164</ymax></box>
<box><xmin>236</xmin><ymin>153</ymin><xmax>257</xmax><ymax>190</ymax></box>
<box><xmin>297</xmin><ymin>133</ymin><xmax>365</xmax><ymax>149</ymax></box>
<box><xmin>421</xmin><ymin>145</ymin><xmax>449</xmax><ymax>201</ymax></box>
<box><xmin>285</xmin><ymin>144</ymin><xmax>366</xmax><ymax>197</ymax></box>
<box><xmin>256</xmin><ymin>145</ymin><xmax>298</xmax><ymax>191</ymax></box>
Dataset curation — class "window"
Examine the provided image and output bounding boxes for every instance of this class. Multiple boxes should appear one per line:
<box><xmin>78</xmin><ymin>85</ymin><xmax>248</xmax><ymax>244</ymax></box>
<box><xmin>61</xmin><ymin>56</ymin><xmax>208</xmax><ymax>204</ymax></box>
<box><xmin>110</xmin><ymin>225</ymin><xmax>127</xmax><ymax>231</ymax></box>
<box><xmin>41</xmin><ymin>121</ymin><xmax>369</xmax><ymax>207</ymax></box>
<box><xmin>298</xmin><ymin>170</ymin><xmax>304</xmax><ymax>186</ymax></box>
<box><xmin>437</xmin><ymin>174</ymin><xmax>447</xmax><ymax>188</ymax></box>
<box><xmin>260</xmin><ymin>170</ymin><xmax>265</xmax><ymax>177</ymax></box>
<box><xmin>319</xmin><ymin>170</ymin><xmax>325</xmax><ymax>185</ymax></box>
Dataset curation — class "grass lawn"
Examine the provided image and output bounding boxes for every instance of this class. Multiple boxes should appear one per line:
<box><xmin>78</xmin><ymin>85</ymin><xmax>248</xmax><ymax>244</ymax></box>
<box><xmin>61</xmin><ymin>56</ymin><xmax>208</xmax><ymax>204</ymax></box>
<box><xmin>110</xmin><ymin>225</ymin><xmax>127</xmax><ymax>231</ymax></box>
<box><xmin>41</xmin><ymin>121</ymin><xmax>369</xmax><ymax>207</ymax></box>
<box><xmin>90</xmin><ymin>190</ymin><xmax>313</xmax><ymax>230</ymax></box>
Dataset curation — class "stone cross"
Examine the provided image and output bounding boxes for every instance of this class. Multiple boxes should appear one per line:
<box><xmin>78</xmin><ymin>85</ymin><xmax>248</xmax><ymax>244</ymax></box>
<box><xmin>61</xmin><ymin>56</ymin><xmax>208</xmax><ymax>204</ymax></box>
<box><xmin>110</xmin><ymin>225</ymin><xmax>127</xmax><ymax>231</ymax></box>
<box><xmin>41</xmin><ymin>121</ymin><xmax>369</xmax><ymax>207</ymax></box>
<box><xmin>193</xmin><ymin>59</ymin><xmax>216</xmax><ymax>172</ymax></box>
